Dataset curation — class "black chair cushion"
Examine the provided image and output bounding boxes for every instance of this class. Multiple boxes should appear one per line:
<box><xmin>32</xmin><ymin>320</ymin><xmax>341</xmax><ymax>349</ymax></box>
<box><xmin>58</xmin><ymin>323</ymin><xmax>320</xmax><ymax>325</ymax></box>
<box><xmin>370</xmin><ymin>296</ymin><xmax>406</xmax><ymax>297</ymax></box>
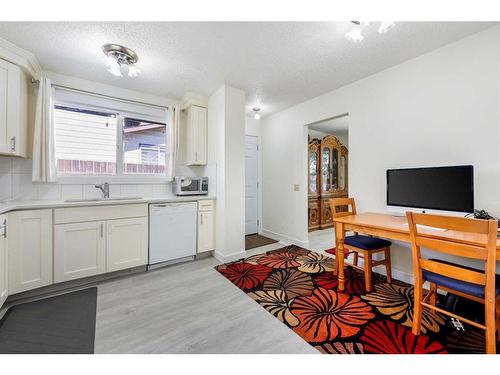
<box><xmin>344</xmin><ymin>234</ymin><xmax>392</xmax><ymax>250</ymax></box>
<box><xmin>422</xmin><ymin>258</ymin><xmax>500</xmax><ymax>298</ymax></box>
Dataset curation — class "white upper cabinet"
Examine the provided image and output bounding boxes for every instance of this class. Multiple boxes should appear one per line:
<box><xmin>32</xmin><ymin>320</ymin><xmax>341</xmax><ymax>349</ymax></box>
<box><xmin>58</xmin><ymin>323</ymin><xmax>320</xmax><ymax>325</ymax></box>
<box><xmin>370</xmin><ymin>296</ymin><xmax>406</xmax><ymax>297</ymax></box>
<box><xmin>181</xmin><ymin>92</ymin><xmax>208</xmax><ymax>166</ymax></box>
<box><xmin>0</xmin><ymin>58</ymin><xmax>29</xmax><ymax>157</ymax></box>
<box><xmin>185</xmin><ymin>105</ymin><xmax>208</xmax><ymax>165</ymax></box>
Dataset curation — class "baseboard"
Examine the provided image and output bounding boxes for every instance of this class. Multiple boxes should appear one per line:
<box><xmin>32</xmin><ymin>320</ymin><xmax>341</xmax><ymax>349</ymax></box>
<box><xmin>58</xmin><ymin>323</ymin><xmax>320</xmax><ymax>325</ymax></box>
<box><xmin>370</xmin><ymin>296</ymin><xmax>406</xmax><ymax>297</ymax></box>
<box><xmin>261</xmin><ymin>228</ymin><xmax>308</xmax><ymax>248</ymax></box>
<box><xmin>213</xmin><ymin>250</ymin><xmax>247</xmax><ymax>263</ymax></box>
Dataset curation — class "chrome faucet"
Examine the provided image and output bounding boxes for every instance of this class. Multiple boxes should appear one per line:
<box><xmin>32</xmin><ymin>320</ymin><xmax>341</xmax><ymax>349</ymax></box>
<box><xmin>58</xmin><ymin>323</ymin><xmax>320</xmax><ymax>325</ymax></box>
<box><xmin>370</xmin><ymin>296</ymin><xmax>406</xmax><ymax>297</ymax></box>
<box><xmin>95</xmin><ymin>182</ymin><xmax>110</xmax><ymax>198</ymax></box>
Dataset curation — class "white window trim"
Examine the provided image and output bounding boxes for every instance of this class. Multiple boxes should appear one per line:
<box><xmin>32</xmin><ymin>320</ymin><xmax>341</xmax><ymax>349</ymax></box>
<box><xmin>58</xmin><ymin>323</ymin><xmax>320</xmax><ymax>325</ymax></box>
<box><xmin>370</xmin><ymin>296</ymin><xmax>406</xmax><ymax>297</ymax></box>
<box><xmin>54</xmin><ymin>100</ymin><xmax>169</xmax><ymax>183</ymax></box>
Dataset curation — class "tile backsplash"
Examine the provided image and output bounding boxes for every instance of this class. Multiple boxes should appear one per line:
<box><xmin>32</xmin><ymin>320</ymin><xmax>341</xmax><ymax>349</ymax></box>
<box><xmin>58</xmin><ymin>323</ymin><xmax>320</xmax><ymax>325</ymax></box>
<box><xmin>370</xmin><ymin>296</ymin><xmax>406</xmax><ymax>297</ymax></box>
<box><xmin>0</xmin><ymin>157</ymin><xmax>216</xmax><ymax>202</ymax></box>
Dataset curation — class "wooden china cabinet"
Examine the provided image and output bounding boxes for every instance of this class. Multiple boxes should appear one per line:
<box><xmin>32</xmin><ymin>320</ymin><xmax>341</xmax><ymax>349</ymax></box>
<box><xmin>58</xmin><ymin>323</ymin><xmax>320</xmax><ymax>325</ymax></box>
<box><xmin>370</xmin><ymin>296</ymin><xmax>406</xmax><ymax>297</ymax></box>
<box><xmin>308</xmin><ymin>135</ymin><xmax>348</xmax><ymax>231</ymax></box>
<box><xmin>307</xmin><ymin>139</ymin><xmax>321</xmax><ymax>231</ymax></box>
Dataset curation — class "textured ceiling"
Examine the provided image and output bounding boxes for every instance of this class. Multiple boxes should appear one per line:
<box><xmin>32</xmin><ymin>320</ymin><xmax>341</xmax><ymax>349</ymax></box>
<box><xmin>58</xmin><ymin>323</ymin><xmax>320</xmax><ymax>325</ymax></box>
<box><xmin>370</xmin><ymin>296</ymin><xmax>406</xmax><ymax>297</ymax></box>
<box><xmin>0</xmin><ymin>22</ymin><xmax>495</xmax><ymax>117</ymax></box>
<box><xmin>309</xmin><ymin>116</ymin><xmax>349</xmax><ymax>133</ymax></box>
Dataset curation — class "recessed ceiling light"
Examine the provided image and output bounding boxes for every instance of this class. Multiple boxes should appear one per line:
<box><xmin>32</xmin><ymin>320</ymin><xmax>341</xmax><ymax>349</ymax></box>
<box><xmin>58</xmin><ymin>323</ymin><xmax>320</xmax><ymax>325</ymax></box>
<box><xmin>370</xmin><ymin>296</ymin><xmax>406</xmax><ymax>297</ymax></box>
<box><xmin>102</xmin><ymin>44</ymin><xmax>140</xmax><ymax>78</ymax></box>
<box><xmin>253</xmin><ymin>107</ymin><xmax>261</xmax><ymax>120</ymax></box>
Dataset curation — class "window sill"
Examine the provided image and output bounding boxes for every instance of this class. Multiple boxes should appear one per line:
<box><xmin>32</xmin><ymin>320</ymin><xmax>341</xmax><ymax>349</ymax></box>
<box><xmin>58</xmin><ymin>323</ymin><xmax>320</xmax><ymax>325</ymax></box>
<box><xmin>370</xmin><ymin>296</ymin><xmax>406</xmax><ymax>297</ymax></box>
<box><xmin>56</xmin><ymin>175</ymin><xmax>171</xmax><ymax>185</ymax></box>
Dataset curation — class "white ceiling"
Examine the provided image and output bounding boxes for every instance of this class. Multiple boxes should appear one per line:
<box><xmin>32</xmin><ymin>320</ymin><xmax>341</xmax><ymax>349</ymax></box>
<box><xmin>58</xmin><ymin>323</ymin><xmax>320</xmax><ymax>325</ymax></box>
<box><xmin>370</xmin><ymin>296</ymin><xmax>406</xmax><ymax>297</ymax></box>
<box><xmin>0</xmin><ymin>22</ymin><xmax>495</xmax><ymax>117</ymax></box>
<box><xmin>309</xmin><ymin>115</ymin><xmax>349</xmax><ymax>134</ymax></box>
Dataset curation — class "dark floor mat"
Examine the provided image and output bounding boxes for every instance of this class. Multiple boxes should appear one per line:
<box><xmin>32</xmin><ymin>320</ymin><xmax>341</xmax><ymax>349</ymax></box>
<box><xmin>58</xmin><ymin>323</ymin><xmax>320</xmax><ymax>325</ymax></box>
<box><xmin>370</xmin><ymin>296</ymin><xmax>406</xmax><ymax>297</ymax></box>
<box><xmin>0</xmin><ymin>287</ymin><xmax>97</xmax><ymax>354</ymax></box>
<box><xmin>245</xmin><ymin>234</ymin><xmax>277</xmax><ymax>250</ymax></box>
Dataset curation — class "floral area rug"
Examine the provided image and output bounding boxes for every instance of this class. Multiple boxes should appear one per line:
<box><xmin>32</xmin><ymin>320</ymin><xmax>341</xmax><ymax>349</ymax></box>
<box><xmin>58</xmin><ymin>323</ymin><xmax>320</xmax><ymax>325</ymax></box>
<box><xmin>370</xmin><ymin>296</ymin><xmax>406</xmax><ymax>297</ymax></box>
<box><xmin>215</xmin><ymin>245</ymin><xmax>493</xmax><ymax>354</ymax></box>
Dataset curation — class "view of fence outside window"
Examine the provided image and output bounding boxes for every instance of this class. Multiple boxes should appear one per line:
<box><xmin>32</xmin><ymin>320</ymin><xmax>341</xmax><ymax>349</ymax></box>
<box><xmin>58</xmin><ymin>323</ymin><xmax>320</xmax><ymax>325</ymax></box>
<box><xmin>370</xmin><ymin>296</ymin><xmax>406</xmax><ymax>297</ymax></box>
<box><xmin>54</xmin><ymin>106</ymin><xmax>167</xmax><ymax>176</ymax></box>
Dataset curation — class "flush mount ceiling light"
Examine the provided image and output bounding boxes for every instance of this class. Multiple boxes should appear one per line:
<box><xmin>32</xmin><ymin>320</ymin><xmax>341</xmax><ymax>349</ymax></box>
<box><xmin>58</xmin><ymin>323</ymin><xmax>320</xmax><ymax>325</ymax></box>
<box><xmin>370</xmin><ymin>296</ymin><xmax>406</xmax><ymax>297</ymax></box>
<box><xmin>345</xmin><ymin>21</ymin><xmax>364</xmax><ymax>42</ymax></box>
<box><xmin>345</xmin><ymin>21</ymin><xmax>396</xmax><ymax>42</ymax></box>
<box><xmin>102</xmin><ymin>44</ymin><xmax>140</xmax><ymax>78</ymax></box>
<box><xmin>253</xmin><ymin>107</ymin><xmax>261</xmax><ymax>120</ymax></box>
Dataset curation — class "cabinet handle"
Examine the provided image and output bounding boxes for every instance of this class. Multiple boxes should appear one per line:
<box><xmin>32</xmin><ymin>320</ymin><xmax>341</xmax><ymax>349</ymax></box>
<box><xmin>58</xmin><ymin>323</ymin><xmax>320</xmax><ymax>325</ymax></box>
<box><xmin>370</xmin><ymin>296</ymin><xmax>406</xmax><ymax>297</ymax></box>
<box><xmin>195</xmin><ymin>151</ymin><xmax>198</xmax><ymax>162</ymax></box>
<box><xmin>100</xmin><ymin>223</ymin><xmax>104</xmax><ymax>238</ymax></box>
<box><xmin>10</xmin><ymin>137</ymin><xmax>16</xmax><ymax>152</ymax></box>
<box><xmin>200</xmin><ymin>213</ymin><xmax>204</xmax><ymax>225</ymax></box>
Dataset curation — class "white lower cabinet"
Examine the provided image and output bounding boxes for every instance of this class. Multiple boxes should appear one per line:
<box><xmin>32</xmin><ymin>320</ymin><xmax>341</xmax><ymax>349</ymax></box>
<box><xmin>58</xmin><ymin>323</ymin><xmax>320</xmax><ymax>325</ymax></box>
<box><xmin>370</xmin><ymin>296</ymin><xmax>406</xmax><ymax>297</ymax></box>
<box><xmin>0</xmin><ymin>214</ymin><xmax>8</xmax><ymax>308</ymax></box>
<box><xmin>8</xmin><ymin>210</ymin><xmax>53</xmax><ymax>294</ymax></box>
<box><xmin>54</xmin><ymin>204</ymin><xmax>149</xmax><ymax>283</ymax></box>
<box><xmin>106</xmin><ymin>217</ymin><xmax>148</xmax><ymax>272</ymax></box>
<box><xmin>197</xmin><ymin>200</ymin><xmax>215</xmax><ymax>253</ymax></box>
<box><xmin>54</xmin><ymin>221</ymin><xmax>106</xmax><ymax>283</ymax></box>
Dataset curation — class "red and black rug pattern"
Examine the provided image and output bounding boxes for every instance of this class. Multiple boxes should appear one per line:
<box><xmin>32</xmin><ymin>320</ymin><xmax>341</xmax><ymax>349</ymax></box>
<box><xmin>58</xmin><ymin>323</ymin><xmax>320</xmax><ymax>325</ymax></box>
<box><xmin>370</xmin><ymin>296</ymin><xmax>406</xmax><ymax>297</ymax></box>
<box><xmin>215</xmin><ymin>245</ymin><xmax>494</xmax><ymax>354</ymax></box>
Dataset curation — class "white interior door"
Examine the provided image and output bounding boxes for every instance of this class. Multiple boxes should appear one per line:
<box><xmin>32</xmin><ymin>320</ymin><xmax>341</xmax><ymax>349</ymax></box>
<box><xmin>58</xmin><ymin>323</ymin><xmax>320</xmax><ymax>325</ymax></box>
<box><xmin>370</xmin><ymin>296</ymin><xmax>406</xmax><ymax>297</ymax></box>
<box><xmin>245</xmin><ymin>135</ymin><xmax>259</xmax><ymax>235</ymax></box>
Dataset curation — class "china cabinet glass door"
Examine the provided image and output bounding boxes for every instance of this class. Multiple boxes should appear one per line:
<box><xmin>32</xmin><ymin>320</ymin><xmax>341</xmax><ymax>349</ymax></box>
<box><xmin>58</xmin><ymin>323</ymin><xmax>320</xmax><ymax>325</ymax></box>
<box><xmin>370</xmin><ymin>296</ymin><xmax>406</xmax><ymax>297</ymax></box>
<box><xmin>332</xmin><ymin>148</ymin><xmax>338</xmax><ymax>191</ymax></box>
<box><xmin>309</xmin><ymin>151</ymin><xmax>318</xmax><ymax>194</ymax></box>
<box><xmin>321</xmin><ymin>147</ymin><xmax>330</xmax><ymax>193</ymax></box>
<box><xmin>340</xmin><ymin>155</ymin><xmax>346</xmax><ymax>191</ymax></box>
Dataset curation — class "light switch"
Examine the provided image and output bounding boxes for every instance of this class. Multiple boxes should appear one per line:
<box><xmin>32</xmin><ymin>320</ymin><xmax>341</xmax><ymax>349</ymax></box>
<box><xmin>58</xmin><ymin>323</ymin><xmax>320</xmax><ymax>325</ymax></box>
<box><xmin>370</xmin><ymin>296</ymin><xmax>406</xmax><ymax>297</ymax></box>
<box><xmin>293</xmin><ymin>184</ymin><xmax>300</xmax><ymax>192</ymax></box>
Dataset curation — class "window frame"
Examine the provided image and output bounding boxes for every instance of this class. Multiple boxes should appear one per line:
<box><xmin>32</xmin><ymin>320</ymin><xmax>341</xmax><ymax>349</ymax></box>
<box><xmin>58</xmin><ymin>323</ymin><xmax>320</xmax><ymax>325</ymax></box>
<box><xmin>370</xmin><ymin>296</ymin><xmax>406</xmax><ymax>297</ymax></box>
<box><xmin>54</xmin><ymin>101</ymin><xmax>169</xmax><ymax>184</ymax></box>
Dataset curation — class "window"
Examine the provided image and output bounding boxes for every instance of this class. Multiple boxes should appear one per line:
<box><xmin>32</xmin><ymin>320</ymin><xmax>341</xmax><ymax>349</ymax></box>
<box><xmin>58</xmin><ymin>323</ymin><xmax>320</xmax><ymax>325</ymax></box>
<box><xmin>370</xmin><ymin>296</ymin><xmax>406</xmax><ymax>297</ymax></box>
<box><xmin>54</xmin><ymin>106</ymin><xmax>118</xmax><ymax>175</ymax></box>
<box><xmin>53</xmin><ymin>92</ymin><xmax>168</xmax><ymax>179</ymax></box>
<box><xmin>122</xmin><ymin>118</ymin><xmax>167</xmax><ymax>174</ymax></box>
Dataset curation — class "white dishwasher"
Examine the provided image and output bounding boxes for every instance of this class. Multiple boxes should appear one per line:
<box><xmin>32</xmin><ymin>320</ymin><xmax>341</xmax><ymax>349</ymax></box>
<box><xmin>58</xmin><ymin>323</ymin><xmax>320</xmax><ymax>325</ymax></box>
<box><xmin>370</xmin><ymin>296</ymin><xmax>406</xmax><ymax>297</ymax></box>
<box><xmin>149</xmin><ymin>202</ymin><xmax>198</xmax><ymax>268</ymax></box>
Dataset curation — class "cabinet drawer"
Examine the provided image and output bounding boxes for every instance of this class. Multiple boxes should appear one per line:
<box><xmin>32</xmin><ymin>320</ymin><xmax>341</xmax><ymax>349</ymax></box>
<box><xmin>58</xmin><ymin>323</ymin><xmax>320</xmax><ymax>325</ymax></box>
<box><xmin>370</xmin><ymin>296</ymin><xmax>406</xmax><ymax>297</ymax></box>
<box><xmin>198</xmin><ymin>199</ymin><xmax>214</xmax><ymax>212</ymax></box>
<box><xmin>55</xmin><ymin>203</ymin><xmax>148</xmax><ymax>224</ymax></box>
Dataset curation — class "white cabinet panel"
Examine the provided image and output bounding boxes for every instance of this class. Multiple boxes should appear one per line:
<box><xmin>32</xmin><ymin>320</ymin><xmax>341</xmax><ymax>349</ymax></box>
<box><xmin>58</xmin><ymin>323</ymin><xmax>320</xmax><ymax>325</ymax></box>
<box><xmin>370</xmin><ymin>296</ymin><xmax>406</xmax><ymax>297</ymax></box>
<box><xmin>106</xmin><ymin>217</ymin><xmax>148</xmax><ymax>272</ymax></box>
<box><xmin>8</xmin><ymin>210</ymin><xmax>53</xmax><ymax>294</ymax></box>
<box><xmin>0</xmin><ymin>64</ymin><xmax>8</xmax><ymax>154</ymax></box>
<box><xmin>0</xmin><ymin>214</ymin><xmax>7</xmax><ymax>307</ymax></box>
<box><xmin>54</xmin><ymin>204</ymin><xmax>148</xmax><ymax>224</ymax></box>
<box><xmin>0</xmin><ymin>58</ymin><xmax>29</xmax><ymax>157</ymax></box>
<box><xmin>197</xmin><ymin>204</ymin><xmax>215</xmax><ymax>253</ymax></box>
<box><xmin>186</xmin><ymin>105</ymin><xmax>207</xmax><ymax>165</ymax></box>
<box><xmin>54</xmin><ymin>221</ymin><xmax>106</xmax><ymax>282</ymax></box>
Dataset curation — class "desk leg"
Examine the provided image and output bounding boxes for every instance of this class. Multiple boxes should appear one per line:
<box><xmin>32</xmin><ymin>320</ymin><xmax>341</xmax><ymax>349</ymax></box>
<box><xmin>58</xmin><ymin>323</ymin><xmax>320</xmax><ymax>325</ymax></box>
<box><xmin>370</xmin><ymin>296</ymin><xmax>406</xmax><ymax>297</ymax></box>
<box><xmin>335</xmin><ymin>222</ymin><xmax>346</xmax><ymax>292</ymax></box>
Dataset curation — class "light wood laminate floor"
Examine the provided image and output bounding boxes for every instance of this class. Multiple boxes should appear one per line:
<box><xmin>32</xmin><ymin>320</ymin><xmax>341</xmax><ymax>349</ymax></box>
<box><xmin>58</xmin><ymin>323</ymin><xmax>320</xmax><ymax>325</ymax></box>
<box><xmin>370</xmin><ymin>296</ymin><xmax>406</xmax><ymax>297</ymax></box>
<box><xmin>95</xmin><ymin>233</ymin><xmax>333</xmax><ymax>354</ymax></box>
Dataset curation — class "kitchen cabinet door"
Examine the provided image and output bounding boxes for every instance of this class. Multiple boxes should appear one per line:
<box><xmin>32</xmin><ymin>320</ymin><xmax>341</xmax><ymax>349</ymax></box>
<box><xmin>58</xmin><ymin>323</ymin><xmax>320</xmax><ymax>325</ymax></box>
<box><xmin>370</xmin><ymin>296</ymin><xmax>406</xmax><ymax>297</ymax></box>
<box><xmin>0</xmin><ymin>215</ymin><xmax>8</xmax><ymax>308</ymax></box>
<box><xmin>186</xmin><ymin>105</ymin><xmax>207</xmax><ymax>165</ymax></box>
<box><xmin>0</xmin><ymin>58</ymin><xmax>29</xmax><ymax>157</ymax></box>
<box><xmin>197</xmin><ymin>210</ymin><xmax>215</xmax><ymax>253</ymax></box>
<box><xmin>54</xmin><ymin>221</ymin><xmax>106</xmax><ymax>282</ymax></box>
<box><xmin>106</xmin><ymin>217</ymin><xmax>148</xmax><ymax>272</ymax></box>
<box><xmin>8</xmin><ymin>210</ymin><xmax>53</xmax><ymax>294</ymax></box>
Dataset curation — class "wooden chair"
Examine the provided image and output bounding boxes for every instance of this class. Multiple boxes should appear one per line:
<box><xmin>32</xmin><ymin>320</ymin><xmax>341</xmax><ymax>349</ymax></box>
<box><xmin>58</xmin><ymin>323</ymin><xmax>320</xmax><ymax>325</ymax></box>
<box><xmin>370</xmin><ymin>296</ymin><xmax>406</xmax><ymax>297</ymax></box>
<box><xmin>406</xmin><ymin>212</ymin><xmax>500</xmax><ymax>354</ymax></box>
<box><xmin>329</xmin><ymin>198</ymin><xmax>392</xmax><ymax>292</ymax></box>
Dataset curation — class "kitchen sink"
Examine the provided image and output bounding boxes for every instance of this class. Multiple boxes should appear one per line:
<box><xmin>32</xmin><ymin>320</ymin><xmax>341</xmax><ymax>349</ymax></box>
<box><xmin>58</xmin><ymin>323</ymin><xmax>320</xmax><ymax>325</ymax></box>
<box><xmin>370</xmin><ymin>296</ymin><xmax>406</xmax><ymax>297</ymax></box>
<box><xmin>64</xmin><ymin>197</ymin><xmax>143</xmax><ymax>203</ymax></box>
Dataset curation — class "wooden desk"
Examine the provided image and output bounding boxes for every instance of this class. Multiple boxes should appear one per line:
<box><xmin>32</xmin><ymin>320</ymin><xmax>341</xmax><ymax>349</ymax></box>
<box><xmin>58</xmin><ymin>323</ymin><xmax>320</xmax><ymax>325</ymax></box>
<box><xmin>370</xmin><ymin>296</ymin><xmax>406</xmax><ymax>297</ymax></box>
<box><xmin>333</xmin><ymin>212</ymin><xmax>500</xmax><ymax>291</ymax></box>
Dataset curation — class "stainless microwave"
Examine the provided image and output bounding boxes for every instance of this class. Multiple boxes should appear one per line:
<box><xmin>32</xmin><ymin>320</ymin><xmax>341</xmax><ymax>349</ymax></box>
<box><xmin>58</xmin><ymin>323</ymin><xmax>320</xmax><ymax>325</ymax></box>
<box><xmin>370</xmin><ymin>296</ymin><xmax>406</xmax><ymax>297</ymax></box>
<box><xmin>172</xmin><ymin>176</ymin><xmax>209</xmax><ymax>196</ymax></box>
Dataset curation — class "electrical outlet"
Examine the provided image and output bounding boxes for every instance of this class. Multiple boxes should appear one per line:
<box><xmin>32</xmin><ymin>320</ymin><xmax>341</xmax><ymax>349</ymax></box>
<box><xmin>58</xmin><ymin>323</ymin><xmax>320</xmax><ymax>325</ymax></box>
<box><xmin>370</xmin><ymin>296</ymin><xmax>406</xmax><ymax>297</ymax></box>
<box><xmin>293</xmin><ymin>184</ymin><xmax>300</xmax><ymax>192</ymax></box>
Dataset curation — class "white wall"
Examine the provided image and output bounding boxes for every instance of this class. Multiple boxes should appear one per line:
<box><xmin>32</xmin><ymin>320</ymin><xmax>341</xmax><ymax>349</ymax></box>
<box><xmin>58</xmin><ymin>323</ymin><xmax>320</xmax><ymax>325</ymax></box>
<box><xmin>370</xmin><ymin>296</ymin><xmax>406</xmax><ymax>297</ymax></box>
<box><xmin>211</xmin><ymin>86</ymin><xmax>246</xmax><ymax>261</ymax></box>
<box><xmin>262</xmin><ymin>26</ymin><xmax>500</xmax><ymax>280</ymax></box>
<box><xmin>245</xmin><ymin>116</ymin><xmax>261</xmax><ymax>137</ymax></box>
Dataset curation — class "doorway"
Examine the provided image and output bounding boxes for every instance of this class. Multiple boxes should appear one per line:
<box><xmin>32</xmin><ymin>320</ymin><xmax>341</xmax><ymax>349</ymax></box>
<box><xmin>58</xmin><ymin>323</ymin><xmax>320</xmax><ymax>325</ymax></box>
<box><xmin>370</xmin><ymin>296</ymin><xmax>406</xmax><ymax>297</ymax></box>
<box><xmin>306</xmin><ymin>115</ymin><xmax>349</xmax><ymax>248</ymax></box>
<box><xmin>245</xmin><ymin>135</ymin><xmax>259</xmax><ymax>235</ymax></box>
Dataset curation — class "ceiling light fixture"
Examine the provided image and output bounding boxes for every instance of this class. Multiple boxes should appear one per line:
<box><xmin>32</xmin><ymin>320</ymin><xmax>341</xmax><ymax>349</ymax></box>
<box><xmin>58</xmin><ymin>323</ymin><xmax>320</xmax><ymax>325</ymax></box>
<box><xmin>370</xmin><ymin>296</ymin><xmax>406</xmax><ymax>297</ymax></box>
<box><xmin>345</xmin><ymin>21</ymin><xmax>396</xmax><ymax>42</ymax></box>
<box><xmin>345</xmin><ymin>28</ymin><xmax>364</xmax><ymax>42</ymax></box>
<box><xmin>378</xmin><ymin>22</ymin><xmax>395</xmax><ymax>34</ymax></box>
<box><xmin>102</xmin><ymin>44</ymin><xmax>140</xmax><ymax>78</ymax></box>
<box><xmin>253</xmin><ymin>108</ymin><xmax>261</xmax><ymax>120</ymax></box>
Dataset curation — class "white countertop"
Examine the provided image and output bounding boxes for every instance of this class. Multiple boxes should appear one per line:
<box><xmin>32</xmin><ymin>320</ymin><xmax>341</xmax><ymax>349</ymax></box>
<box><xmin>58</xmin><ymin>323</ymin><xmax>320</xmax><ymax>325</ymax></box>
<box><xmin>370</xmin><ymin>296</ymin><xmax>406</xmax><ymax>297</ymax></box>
<box><xmin>0</xmin><ymin>195</ymin><xmax>216</xmax><ymax>215</ymax></box>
